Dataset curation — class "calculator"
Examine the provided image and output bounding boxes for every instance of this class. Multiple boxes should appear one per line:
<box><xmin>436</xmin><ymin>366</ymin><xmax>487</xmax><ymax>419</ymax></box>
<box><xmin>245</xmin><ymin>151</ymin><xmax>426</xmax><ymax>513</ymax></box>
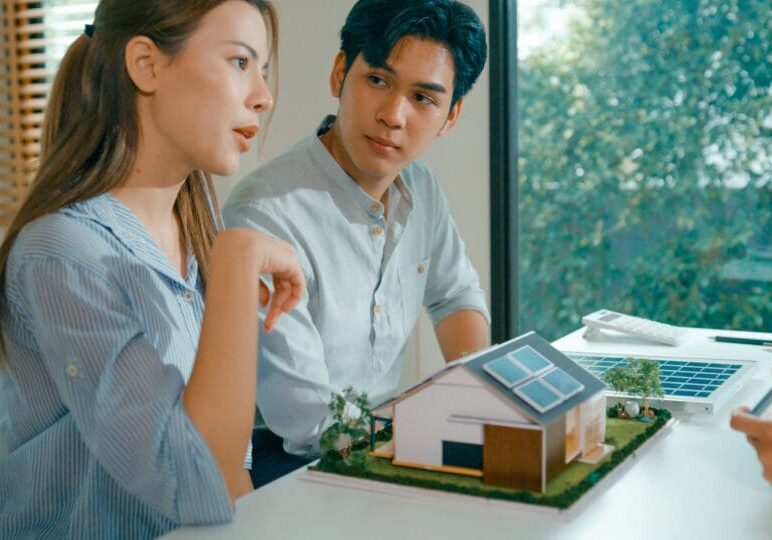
<box><xmin>582</xmin><ymin>309</ymin><xmax>683</xmax><ymax>346</ymax></box>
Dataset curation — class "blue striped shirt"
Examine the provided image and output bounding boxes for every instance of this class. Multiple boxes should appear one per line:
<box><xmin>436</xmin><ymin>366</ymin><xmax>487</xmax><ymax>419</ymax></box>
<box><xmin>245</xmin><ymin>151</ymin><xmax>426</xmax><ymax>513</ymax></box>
<box><xmin>0</xmin><ymin>194</ymin><xmax>235</xmax><ymax>539</ymax></box>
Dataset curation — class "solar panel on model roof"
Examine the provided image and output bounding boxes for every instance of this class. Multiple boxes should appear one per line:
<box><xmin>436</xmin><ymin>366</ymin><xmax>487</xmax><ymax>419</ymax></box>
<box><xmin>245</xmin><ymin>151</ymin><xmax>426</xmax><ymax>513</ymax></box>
<box><xmin>507</xmin><ymin>345</ymin><xmax>553</xmax><ymax>375</ymax></box>
<box><xmin>514</xmin><ymin>378</ymin><xmax>563</xmax><ymax>413</ymax></box>
<box><xmin>541</xmin><ymin>367</ymin><xmax>584</xmax><ymax>399</ymax></box>
<box><xmin>483</xmin><ymin>356</ymin><xmax>530</xmax><ymax>388</ymax></box>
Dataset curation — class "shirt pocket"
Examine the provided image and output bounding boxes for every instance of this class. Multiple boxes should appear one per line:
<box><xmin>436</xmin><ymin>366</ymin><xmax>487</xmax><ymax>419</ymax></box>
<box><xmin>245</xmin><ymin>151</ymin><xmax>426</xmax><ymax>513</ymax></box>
<box><xmin>398</xmin><ymin>257</ymin><xmax>430</xmax><ymax>335</ymax></box>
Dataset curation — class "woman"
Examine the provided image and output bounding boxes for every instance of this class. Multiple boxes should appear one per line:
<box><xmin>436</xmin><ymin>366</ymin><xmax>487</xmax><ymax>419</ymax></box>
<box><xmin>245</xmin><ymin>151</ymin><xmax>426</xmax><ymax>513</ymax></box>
<box><xmin>0</xmin><ymin>1</ymin><xmax>303</xmax><ymax>538</ymax></box>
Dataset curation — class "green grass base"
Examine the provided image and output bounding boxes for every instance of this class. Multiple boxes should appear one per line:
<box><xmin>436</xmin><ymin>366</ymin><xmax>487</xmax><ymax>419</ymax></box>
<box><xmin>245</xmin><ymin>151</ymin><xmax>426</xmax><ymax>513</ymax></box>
<box><xmin>311</xmin><ymin>408</ymin><xmax>672</xmax><ymax>509</ymax></box>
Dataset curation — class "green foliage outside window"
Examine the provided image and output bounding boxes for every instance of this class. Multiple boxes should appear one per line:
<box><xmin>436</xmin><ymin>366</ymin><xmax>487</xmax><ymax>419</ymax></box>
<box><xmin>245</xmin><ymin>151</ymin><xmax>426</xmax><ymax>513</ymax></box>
<box><xmin>518</xmin><ymin>0</ymin><xmax>771</xmax><ymax>339</ymax></box>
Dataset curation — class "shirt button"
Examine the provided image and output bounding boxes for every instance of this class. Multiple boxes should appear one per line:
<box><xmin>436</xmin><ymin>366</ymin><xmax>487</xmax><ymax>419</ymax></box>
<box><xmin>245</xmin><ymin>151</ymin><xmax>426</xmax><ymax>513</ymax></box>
<box><xmin>182</xmin><ymin>290</ymin><xmax>195</xmax><ymax>302</ymax></box>
<box><xmin>66</xmin><ymin>363</ymin><xmax>79</xmax><ymax>378</ymax></box>
<box><xmin>417</xmin><ymin>264</ymin><xmax>425</xmax><ymax>274</ymax></box>
<box><xmin>371</xmin><ymin>203</ymin><xmax>380</xmax><ymax>214</ymax></box>
<box><xmin>374</xmin><ymin>305</ymin><xmax>382</xmax><ymax>314</ymax></box>
<box><xmin>372</xmin><ymin>226</ymin><xmax>383</xmax><ymax>236</ymax></box>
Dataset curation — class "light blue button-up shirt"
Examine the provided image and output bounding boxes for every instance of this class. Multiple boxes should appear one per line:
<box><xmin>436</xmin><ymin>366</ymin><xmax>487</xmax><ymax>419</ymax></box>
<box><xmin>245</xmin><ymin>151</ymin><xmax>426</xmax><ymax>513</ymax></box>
<box><xmin>0</xmin><ymin>194</ymin><xmax>234</xmax><ymax>539</ymax></box>
<box><xmin>223</xmin><ymin>119</ymin><xmax>490</xmax><ymax>456</ymax></box>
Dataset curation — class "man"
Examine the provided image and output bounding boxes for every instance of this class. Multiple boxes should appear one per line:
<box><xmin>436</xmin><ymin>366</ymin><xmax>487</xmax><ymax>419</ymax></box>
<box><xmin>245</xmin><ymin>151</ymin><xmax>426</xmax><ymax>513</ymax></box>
<box><xmin>223</xmin><ymin>0</ymin><xmax>490</xmax><ymax>487</ymax></box>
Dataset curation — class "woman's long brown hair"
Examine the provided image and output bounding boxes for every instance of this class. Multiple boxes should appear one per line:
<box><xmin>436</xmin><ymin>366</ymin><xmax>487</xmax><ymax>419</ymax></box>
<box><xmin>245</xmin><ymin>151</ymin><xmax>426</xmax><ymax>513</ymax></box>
<box><xmin>0</xmin><ymin>0</ymin><xmax>278</xmax><ymax>360</ymax></box>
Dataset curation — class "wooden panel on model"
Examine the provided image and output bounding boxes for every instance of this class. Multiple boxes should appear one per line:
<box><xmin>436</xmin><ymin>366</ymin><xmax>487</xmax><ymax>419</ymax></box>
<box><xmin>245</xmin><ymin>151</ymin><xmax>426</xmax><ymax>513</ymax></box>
<box><xmin>545</xmin><ymin>416</ymin><xmax>570</xmax><ymax>480</ymax></box>
<box><xmin>390</xmin><ymin>459</ymin><xmax>484</xmax><ymax>478</ymax></box>
<box><xmin>483</xmin><ymin>424</ymin><xmax>542</xmax><ymax>492</ymax></box>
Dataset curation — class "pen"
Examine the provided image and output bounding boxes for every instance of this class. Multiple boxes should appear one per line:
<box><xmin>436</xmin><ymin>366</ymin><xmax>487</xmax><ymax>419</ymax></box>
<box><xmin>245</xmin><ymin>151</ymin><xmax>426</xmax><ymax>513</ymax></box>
<box><xmin>711</xmin><ymin>336</ymin><xmax>772</xmax><ymax>347</ymax></box>
<box><xmin>751</xmin><ymin>386</ymin><xmax>772</xmax><ymax>416</ymax></box>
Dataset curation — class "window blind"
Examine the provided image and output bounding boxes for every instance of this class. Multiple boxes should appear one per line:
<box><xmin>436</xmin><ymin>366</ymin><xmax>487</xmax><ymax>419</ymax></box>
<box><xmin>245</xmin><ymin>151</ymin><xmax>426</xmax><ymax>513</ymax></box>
<box><xmin>0</xmin><ymin>1</ymin><xmax>96</xmax><ymax>225</ymax></box>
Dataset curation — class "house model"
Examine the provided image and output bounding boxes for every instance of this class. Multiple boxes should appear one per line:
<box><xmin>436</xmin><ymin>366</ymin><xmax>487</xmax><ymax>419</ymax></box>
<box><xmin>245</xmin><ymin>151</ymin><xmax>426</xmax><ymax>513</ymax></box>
<box><xmin>371</xmin><ymin>332</ymin><xmax>611</xmax><ymax>493</ymax></box>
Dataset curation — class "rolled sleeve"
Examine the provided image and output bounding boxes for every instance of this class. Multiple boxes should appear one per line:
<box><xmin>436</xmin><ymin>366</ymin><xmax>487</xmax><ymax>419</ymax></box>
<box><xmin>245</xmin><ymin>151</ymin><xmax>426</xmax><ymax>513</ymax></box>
<box><xmin>170</xmin><ymin>406</ymin><xmax>233</xmax><ymax>524</ymax></box>
<box><xmin>17</xmin><ymin>255</ymin><xmax>232</xmax><ymax>524</ymax></box>
<box><xmin>427</xmin><ymin>287</ymin><xmax>490</xmax><ymax>326</ymax></box>
<box><xmin>423</xmin><ymin>182</ymin><xmax>490</xmax><ymax>327</ymax></box>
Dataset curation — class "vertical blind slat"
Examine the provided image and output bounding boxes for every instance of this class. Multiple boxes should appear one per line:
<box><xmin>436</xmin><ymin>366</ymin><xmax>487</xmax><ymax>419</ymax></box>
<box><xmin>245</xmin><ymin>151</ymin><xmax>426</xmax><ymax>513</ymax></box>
<box><xmin>1</xmin><ymin>1</ymin><xmax>97</xmax><ymax>224</ymax></box>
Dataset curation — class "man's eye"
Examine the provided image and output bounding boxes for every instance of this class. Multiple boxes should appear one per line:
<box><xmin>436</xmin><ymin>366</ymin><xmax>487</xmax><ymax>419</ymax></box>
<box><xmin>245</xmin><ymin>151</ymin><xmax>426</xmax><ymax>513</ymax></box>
<box><xmin>368</xmin><ymin>75</ymin><xmax>386</xmax><ymax>86</ymax></box>
<box><xmin>415</xmin><ymin>94</ymin><xmax>435</xmax><ymax>106</ymax></box>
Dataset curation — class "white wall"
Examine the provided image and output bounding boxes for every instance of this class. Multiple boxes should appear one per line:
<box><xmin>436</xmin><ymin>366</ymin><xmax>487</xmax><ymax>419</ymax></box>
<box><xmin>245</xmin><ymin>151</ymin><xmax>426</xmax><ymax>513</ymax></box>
<box><xmin>217</xmin><ymin>0</ymin><xmax>491</xmax><ymax>387</ymax></box>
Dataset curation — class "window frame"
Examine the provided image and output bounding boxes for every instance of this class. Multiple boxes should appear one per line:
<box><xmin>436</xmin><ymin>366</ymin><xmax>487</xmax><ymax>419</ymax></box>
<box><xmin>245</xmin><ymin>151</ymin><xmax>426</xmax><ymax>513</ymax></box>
<box><xmin>488</xmin><ymin>0</ymin><xmax>519</xmax><ymax>342</ymax></box>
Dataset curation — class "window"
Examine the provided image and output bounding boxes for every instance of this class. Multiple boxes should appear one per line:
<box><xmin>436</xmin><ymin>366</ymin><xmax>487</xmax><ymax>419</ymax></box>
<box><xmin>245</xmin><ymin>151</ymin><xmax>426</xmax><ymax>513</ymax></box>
<box><xmin>491</xmin><ymin>0</ymin><xmax>770</xmax><ymax>341</ymax></box>
<box><xmin>442</xmin><ymin>440</ymin><xmax>484</xmax><ymax>470</ymax></box>
<box><xmin>0</xmin><ymin>1</ymin><xmax>96</xmax><ymax>225</ymax></box>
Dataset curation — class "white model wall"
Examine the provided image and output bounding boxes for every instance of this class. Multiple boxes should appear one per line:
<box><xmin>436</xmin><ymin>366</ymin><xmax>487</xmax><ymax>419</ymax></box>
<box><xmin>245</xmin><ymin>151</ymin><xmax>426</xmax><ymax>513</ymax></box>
<box><xmin>216</xmin><ymin>0</ymin><xmax>491</xmax><ymax>386</ymax></box>
<box><xmin>393</xmin><ymin>368</ymin><xmax>528</xmax><ymax>466</ymax></box>
<box><xmin>580</xmin><ymin>391</ymin><xmax>607</xmax><ymax>454</ymax></box>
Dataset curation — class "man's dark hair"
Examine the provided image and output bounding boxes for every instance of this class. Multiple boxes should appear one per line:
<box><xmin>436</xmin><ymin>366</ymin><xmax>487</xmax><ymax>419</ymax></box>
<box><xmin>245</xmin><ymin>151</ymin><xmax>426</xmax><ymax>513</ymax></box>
<box><xmin>339</xmin><ymin>0</ymin><xmax>487</xmax><ymax>107</ymax></box>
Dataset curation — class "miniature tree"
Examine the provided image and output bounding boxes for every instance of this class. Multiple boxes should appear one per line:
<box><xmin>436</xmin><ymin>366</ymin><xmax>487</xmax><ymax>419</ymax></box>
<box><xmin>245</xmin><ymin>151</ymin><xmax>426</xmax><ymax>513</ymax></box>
<box><xmin>603</xmin><ymin>362</ymin><xmax>637</xmax><ymax>418</ymax></box>
<box><xmin>635</xmin><ymin>359</ymin><xmax>664</xmax><ymax>417</ymax></box>
<box><xmin>604</xmin><ymin>358</ymin><xmax>664</xmax><ymax>418</ymax></box>
<box><xmin>319</xmin><ymin>386</ymin><xmax>373</xmax><ymax>468</ymax></box>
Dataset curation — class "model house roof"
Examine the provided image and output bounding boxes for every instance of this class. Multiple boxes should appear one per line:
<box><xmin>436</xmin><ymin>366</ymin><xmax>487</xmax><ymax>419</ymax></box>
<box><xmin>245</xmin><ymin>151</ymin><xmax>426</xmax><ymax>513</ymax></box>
<box><xmin>374</xmin><ymin>332</ymin><xmax>607</xmax><ymax>425</ymax></box>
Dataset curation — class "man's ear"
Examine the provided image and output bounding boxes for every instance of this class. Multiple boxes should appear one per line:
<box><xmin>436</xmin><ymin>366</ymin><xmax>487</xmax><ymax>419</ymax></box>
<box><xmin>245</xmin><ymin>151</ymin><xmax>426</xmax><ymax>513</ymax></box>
<box><xmin>437</xmin><ymin>97</ymin><xmax>464</xmax><ymax>137</ymax></box>
<box><xmin>125</xmin><ymin>36</ymin><xmax>163</xmax><ymax>94</ymax></box>
<box><xmin>329</xmin><ymin>51</ymin><xmax>348</xmax><ymax>99</ymax></box>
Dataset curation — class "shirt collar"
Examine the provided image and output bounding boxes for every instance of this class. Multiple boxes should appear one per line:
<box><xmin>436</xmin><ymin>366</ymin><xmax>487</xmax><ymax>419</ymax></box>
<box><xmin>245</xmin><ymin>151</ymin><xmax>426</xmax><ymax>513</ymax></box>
<box><xmin>310</xmin><ymin>115</ymin><xmax>414</xmax><ymax>219</ymax></box>
<box><xmin>63</xmin><ymin>193</ymin><xmax>197</xmax><ymax>288</ymax></box>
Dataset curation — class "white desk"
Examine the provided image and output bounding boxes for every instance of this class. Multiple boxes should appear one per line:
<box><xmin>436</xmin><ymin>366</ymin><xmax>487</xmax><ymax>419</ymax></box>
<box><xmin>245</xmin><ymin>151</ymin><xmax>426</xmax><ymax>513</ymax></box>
<box><xmin>165</xmin><ymin>328</ymin><xmax>772</xmax><ymax>540</ymax></box>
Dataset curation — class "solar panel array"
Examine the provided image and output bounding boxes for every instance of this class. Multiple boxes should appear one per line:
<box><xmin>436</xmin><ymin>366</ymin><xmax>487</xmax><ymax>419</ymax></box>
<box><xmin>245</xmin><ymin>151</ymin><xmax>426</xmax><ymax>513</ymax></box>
<box><xmin>483</xmin><ymin>346</ymin><xmax>585</xmax><ymax>413</ymax></box>
<box><xmin>567</xmin><ymin>354</ymin><xmax>743</xmax><ymax>399</ymax></box>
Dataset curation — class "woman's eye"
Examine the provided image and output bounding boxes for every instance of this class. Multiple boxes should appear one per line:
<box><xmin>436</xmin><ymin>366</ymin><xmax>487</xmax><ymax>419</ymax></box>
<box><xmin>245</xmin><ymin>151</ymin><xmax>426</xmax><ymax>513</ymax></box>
<box><xmin>232</xmin><ymin>57</ymin><xmax>249</xmax><ymax>70</ymax></box>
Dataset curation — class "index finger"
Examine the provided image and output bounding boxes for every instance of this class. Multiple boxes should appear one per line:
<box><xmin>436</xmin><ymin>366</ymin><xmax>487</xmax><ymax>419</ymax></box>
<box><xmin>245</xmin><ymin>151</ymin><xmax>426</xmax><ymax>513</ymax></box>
<box><xmin>270</xmin><ymin>270</ymin><xmax>305</xmax><ymax>314</ymax></box>
<box><xmin>263</xmin><ymin>274</ymin><xmax>306</xmax><ymax>332</ymax></box>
